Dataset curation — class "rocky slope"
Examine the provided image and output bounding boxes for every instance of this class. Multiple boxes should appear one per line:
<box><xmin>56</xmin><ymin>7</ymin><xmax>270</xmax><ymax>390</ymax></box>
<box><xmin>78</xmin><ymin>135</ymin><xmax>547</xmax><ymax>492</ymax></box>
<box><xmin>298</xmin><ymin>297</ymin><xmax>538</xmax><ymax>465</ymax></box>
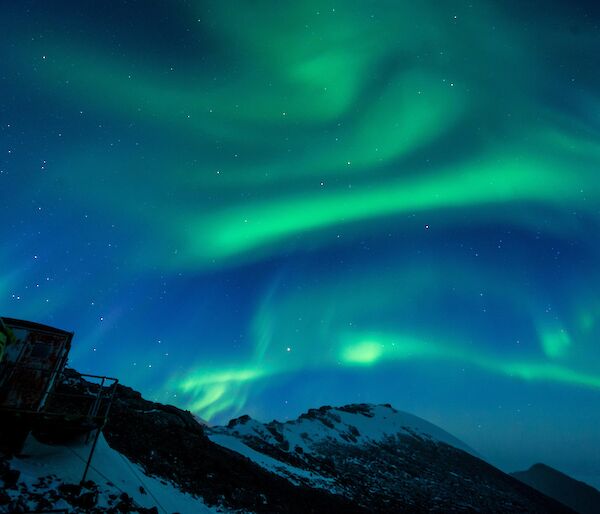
<box><xmin>0</xmin><ymin>369</ymin><xmax>575</xmax><ymax>513</ymax></box>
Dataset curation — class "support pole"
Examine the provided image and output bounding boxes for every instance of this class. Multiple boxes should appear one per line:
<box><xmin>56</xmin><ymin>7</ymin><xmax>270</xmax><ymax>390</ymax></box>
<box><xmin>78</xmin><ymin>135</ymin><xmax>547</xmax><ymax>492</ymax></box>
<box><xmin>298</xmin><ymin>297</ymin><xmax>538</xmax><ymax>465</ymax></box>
<box><xmin>81</xmin><ymin>426</ymin><xmax>102</xmax><ymax>484</ymax></box>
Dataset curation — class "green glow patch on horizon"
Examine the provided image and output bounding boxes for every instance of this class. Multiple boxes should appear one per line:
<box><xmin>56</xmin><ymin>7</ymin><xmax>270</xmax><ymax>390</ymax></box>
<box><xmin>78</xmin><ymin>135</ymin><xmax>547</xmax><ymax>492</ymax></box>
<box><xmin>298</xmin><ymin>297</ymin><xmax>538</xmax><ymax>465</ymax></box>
<box><xmin>340</xmin><ymin>332</ymin><xmax>600</xmax><ymax>393</ymax></box>
<box><xmin>342</xmin><ymin>341</ymin><xmax>384</xmax><ymax>365</ymax></box>
<box><xmin>540</xmin><ymin>326</ymin><xmax>571</xmax><ymax>359</ymax></box>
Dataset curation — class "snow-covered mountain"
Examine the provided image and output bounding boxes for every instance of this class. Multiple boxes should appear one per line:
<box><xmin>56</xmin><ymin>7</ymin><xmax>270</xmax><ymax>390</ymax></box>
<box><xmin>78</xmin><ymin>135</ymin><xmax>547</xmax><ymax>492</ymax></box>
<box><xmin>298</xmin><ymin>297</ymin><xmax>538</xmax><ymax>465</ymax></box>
<box><xmin>207</xmin><ymin>403</ymin><xmax>477</xmax><ymax>492</ymax></box>
<box><xmin>213</xmin><ymin>403</ymin><xmax>476</xmax><ymax>454</ymax></box>
<box><xmin>207</xmin><ymin>403</ymin><xmax>573</xmax><ymax>513</ymax></box>
<box><xmin>0</xmin><ymin>370</ymin><xmax>575</xmax><ymax>513</ymax></box>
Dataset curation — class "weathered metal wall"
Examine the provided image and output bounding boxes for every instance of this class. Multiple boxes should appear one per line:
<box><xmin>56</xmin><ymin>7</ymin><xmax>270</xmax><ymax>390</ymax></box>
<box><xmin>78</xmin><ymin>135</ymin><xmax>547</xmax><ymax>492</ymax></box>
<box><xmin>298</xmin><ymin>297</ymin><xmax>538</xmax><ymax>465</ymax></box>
<box><xmin>0</xmin><ymin>319</ymin><xmax>72</xmax><ymax>412</ymax></box>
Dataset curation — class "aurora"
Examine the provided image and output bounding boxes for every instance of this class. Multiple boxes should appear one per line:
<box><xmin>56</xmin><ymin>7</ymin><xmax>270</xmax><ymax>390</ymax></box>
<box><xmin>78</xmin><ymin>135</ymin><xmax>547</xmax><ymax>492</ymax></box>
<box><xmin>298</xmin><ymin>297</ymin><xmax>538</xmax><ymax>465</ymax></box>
<box><xmin>1</xmin><ymin>0</ymin><xmax>599</xmax><ymax>488</ymax></box>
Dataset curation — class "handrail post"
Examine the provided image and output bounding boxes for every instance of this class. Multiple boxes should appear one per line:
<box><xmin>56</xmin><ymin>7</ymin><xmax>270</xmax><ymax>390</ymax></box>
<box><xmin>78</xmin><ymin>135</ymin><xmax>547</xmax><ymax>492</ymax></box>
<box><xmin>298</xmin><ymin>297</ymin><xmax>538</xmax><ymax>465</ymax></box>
<box><xmin>81</xmin><ymin>426</ymin><xmax>102</xmax><ymax>484</ymax></box>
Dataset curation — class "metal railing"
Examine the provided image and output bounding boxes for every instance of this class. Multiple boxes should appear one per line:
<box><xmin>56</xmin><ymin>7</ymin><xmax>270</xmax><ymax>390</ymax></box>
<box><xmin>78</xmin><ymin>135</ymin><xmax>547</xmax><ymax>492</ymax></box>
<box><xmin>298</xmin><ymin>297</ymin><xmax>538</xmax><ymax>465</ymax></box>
<box><xmin>0</xmin><ymin>365</ymin><xmax>118</xmax><ymax>428</ymax></box>
<box><xmin>46</xmin><ymin>371</ymin><xmax>118</xmax><ymax>423</ymax></box>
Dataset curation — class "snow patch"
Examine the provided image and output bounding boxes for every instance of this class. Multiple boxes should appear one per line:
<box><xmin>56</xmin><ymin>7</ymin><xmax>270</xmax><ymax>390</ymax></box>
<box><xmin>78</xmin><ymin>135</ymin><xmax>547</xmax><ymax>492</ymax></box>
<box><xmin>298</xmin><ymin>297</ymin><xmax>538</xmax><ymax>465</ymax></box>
<box><xmin>8</xmin><ymin>434</ymin><xmax>220</xmax><ymax>514</ymax></box>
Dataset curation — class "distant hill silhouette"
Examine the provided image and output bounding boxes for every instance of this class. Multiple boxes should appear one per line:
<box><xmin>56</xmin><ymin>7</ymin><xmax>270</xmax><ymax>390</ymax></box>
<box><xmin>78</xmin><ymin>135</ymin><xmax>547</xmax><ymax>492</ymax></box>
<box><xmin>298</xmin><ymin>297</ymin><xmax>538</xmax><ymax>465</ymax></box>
<box><xmin>511</xmin><ymin>463</ymin><xmax>600</xmax><ymax>514</ymax></box>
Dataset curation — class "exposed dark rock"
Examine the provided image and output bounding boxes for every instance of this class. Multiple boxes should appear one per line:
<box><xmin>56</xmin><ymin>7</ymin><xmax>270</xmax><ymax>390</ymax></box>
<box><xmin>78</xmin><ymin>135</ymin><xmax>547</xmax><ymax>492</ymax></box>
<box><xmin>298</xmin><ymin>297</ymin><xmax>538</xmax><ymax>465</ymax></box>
<box><xmin>228</xmin><ymin>413</ymin><xmax>251</xmax><ymax>428</ymax></box>
<box><xmin>101</xmin><ymin>373</ymin><xmax>368</xmax><ymax>513</ymax></box>
<box><xmin>0</xmin><ymin>467</ymin><xmax>20</xmax><ymax>489</ymax></box>
<box><xmin>337</xmin><ymin>403</ymin><xmax>376</xmax><ymax>417</ymax></box>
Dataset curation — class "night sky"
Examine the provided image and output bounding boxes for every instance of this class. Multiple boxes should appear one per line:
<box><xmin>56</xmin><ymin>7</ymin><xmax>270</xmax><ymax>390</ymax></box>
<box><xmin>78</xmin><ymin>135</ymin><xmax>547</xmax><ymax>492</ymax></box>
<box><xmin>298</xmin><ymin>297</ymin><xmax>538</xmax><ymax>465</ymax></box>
<box><xmin>1</xmin><ymin>1</ymin><xmax>600</xmax><ymax>487</ymax></box>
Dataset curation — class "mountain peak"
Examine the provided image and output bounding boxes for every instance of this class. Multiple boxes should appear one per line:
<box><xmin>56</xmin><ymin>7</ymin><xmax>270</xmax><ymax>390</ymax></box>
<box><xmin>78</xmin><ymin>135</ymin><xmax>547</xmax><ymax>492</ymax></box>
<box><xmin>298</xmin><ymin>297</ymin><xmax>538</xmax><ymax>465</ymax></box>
<box><xmin>205</xmin><ymin>400</ymin><xmax>571</xmax><ymax>513</ymax></box>
<box><xmin>217</xmin><ymin>402</ymin><xmax>477</xmax><ymax>459</ymax></box>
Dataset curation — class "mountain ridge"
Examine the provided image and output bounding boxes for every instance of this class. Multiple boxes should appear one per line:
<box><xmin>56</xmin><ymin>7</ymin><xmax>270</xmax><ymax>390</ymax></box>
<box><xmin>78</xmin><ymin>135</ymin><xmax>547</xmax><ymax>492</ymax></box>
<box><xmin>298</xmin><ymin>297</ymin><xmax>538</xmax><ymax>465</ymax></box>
<box><xmin>207</xmin><ymin>401</ymin><xmax>574</xmax><ymax>513</ymax></box>
<box><xmin>0</xmin><ymin>369</ymin><xmax>575</xmax><ymax>513</ymax></box>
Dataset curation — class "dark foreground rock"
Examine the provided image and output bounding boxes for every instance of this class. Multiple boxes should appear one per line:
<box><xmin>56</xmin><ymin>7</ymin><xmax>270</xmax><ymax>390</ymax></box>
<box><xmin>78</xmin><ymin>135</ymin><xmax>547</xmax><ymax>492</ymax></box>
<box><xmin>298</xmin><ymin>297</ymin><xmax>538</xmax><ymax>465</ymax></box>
<box><xmin>102</xmin><ymin>378</ymin><xmax>366</xmax><ymax>513</ymax></box>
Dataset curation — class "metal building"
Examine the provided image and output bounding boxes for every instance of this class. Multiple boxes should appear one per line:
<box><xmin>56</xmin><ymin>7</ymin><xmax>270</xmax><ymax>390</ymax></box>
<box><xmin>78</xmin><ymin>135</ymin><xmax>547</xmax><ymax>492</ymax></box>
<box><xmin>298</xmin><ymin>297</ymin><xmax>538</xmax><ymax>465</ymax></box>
<box><xmin>0</xmin><ymin>317</ymin><xmax>73</xmax><ymax>413</ymax></box>
<box><xmin>0</xmin><ymin>317</ymin><xmax>117</xmax><ymax>455</ymax></box>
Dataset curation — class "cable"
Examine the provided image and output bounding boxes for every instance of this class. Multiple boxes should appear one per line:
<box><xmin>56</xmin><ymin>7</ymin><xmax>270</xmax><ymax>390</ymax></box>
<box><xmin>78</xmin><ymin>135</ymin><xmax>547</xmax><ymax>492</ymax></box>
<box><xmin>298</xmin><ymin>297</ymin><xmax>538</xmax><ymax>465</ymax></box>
<box><xmin>65</xmin><ymin>444</ymin><xmax>168</xmax><ymax>513</ymax></box>
<box><xmin>65</xmin><ymin>445</ymin><xmax>126</xmax><ymax>491</ymax></box>
<box><xmin>116</xmin><ymin>451</ymin><xmax>168</xmax><ymax>514</ymax></box>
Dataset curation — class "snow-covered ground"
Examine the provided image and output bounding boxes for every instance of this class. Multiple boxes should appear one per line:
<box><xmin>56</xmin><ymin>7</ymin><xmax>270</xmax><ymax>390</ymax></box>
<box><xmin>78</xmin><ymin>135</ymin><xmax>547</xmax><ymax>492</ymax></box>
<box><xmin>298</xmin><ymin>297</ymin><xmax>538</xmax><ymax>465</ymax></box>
<box><xmin>7</xmin><ymin>433</ymin><xmax>221</xmax><ymax>514</ymax></box>
<box><xmin>208</xmin><ymin>433</ymin><xmax>335</xmax><ymax>488</ymax></box>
